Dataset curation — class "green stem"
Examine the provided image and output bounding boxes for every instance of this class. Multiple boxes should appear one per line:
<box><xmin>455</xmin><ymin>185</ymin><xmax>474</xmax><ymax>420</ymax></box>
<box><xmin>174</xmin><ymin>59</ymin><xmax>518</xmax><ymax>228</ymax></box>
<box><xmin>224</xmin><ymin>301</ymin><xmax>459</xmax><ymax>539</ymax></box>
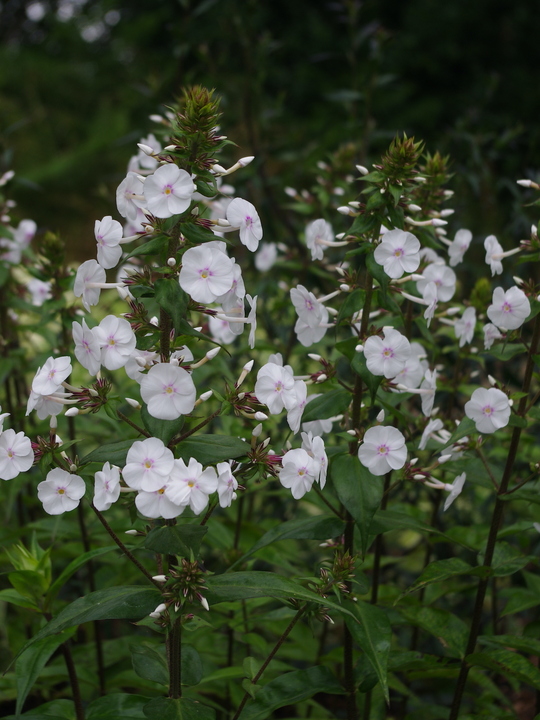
<box><xmin>117</xmin><ymin>409</ymin><xmax>151</xmax><ymax>438</ymax></box>
<box><xmin>232</xmin><ymin>606</ymin><xmax>306</xmax><ymax>720</ymax></box>
<box><xmin>90</xmin><ymin>503</ymin><xmax>162</xmax><ymax>589</ymax></box>
<box><xmin>168</xmin><ymin>616</ymin><xmax>182</xmax><ymax>699</ymax></box>
<box><xmin>170</xmin><ymin>408</ymin><xmax>221</xmax><ymax>447</ymax></box>
<box><xmin>448</xmin><ymin>311</ymin><xmax>540</xmax><ymax>720</ymax></box>
<box><xmin>475</xmin><ymin>446</ymin><xmax>500</xmax><ymax>491</ymax></box>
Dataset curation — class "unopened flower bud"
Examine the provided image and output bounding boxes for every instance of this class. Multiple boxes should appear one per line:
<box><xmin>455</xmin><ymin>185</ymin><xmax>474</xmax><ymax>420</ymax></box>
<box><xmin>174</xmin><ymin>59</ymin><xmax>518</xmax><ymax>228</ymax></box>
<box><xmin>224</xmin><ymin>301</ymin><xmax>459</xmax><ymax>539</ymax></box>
<box><xmin>154</xmin><ymin>603</ymin><xmax>167</xmax><ymax>614</ymax></box>
<box><xmin>69</xmin><ymin>464</ymin><xmax>77</xmax><ymax>472</ymax></box>
<box><xmin>487</xmin><ymin>375</ymin><xmax>497</xmax><ymax>386</ymax></box>
<box><xmin>513</xmin><ymin>275</ymin><xmax>524</xmax><ymax>286</ymax></box>
<box><xmin>508</xmin><ymin>398</ymin><xmax>514</xmax><ymax>407</ymax></box>
<box><xmin>199</xmin><ymin>390</ymin><xmax>213</xmax><ymax>402</ymax></box>
<box><xmin>409</xmin><ymin>458</ymin><xmax>418</xmax><ymax>466</ymax></box>
<box><xmin>443</xmin><ymin>189</ymin><xmax>454</xmax><ymax>198</ymax></box>
<box><xmin>206</xmin><ymin>347</ymin><xmax>220</xmax><ymax>360</ymax></box>
<box><xmin>262</xmin><ymin>437</ymin><xmax>271</xmax><ymax>448</ymax></box>
<box><xmin>346</xmin><ymin>429</ymin><xmax>357</xmax><ymax>436</ymax></box>
<box><xmin>254</xmin><ymin>412</ymin><xmax>268</xmax><ymax>421</ymax></box>
<box><xmin>413</xmin><ymin>474</ymin><xmax>426</xmax><ymax>480</ymax></box>
<box><xmin>167</xmin><ymin>257</ymin><xmax>176</xmax><ymax>267</ymax></box>
<box><xmin>356</xmin><ymin>164</ymin><xmax>369</xmax><ymax>176</ymax></box>
<box><xmin>164</xmin><ymin>144</ymin><xmax>177</xmax><ymax>151</ymax></box>
<box><xmin>125</xmin><ymin>398</ymin><xmax>142</xmax><ymax>409</ymax></box>
<box><xmin>308</xmin><ymin>353</ymin><xmax>322</xmax><ymax>361</ymax></box>
<box><xmin>517</xmin><ymin>179</ymin><xmax>533</xmax><ymax>187</ymax></box>
<box><xmin>239</xmin><ymin>156</ymin><xmax>254</xmax><ymax>167</ymax></box>
<box><xmin>137</xmin><ymin>143</ymin><xmax>155</xmax><ymax>156</ymax></box>
<box><xmin>440</xmin><ymin>208</ymin><xmax>455</xmax><ymax>217</ymax></box>
<box><xmin>438</xmin><ymin>454</ymin><xmax>452</xmax><ymax>464</ymax></box>
<box><xmin>65</xmin><ymin>407</ymin><xmax>79</xmax><ymax>417</ymax></box>
<box><xmin>284</xmin><ymin>187</ymin><xmax>297</xmax><ymax>197</ymax></box>
<box><xmin>348</xmin><ymin>201</ymin><xmax>361</xmax><ymax>208</ymax></box>
<box><xmin>376</xmin><ymin>409</ymin><xmax>385</xmax><ymax>423</ymax></box>
<box><xmin>316</xmin><ymin>374</ymin><xmax>327</xmax><ymax>383</ymax></box>
<box><xmin>339</xmin><ymin>284</ymin><xmax>350</xmax><ymax>292</ymax></box>
<box><xmin>431</xmin><ymin>219</ymin><xmax>448</xmax><ymax>227</ymax></box>
<box><xmin>252</xmin><ymin>423</ymin><xmax>263</xmax><ymax>437</ymax></box>
<box><xmin>125</xmin><ymin>529</ymin><xmax>139</xmax><ymax>536</ymax></box>
<box><xmin>337</xmin><ymin>206</ymin><xmax>353</xmax><ymax>216</ymax></box>
<box><xmin>152</xmin><ymin>575</ymin><xmax>168</xmax><ymax>583</ymax></box>
<box><xmin>200</xmin><ymin>596</ymin><xmax>210</xmax><ymax>612</ymax></box>
<box><xmin>407</xmin><ymin>204</ymin><xmax>422</xmax><ymax>212</ymax></box>
<box><xmin>149</xmin><ymin>611</ymin><xmax>161</xmax><ymax>618</ymax></box>
<box><xmin>237</xmin><ymin>392</ymin><xmax>245</xmax><ymax>400</ymax></box>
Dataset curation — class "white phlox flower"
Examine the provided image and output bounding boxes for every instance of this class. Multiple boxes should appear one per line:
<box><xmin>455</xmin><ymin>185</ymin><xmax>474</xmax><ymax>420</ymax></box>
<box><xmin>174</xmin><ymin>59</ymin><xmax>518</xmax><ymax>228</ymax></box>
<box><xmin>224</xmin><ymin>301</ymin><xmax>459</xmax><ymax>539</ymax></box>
<box><xmin>305</xmin><ymin>219</ymin><xmax>334</xmax><ymax>261</ymax></box>
<box><xmin>37</xmin><ymin>469</ymin><xmax>86</xmax><ymax>515</ymax></box>
<box><xmin>464</xmin><ymin>387</ymin><xmax>511</xmax><ymax>434</ymax></box>
<box><xmin>135</xmin><ymin>133</ymin><xmax>161</xmax><ymax>171</ymax></box>
<box><xmin>418</xmin><ymin>418</ymin><xmax>444</xmax><ymax>451</ymax></box>
<box><xmin>487</xmin><ymin>286</ymin><xmax>531</xmax><ymax>331</ymax></box>
<box><xmin>27</xmin><ymin>279</ymin><xmax>52</xmax><ymax>306</ymax></box>
<box><xmin>279</xmin><ymin>448</ymin><xmax>318</xmax><ymax>499</ymax></box>
<box><xmin>373</xmin><ymin>228</ymin><xmax>421</xmax><ymax>279</ymax></box>
<box><xmin>291</xmin><ymin>285</ymin><xmax>325</xmax><ymax>328</ymax></box>
<box><xmin>93</xmin><ymin>315</ymin><xmax>137</xmax><ymax>371</ymax></box>
<box><xmin>0</xmin><ymin>429</ymin><xmax>34</xmax><ymax>480</ymax></box>
<box><xmin>216</xmin><ymin>262</ymin><xmax>246</xmax><ymax>307</ymax></box>
<box><xmin>116</xmin><ymin>172</ymin><xmax>146</xmax><ymax>222</ymax></box>
<box><xmin>255</xmin><ymin>362</ymin><xmax>297</xmax><ymax>414</ymax></box>
<box><xmin>255</xmin><ymin>242</ymin><xmax>278</xmax><ymax>271</ymax></box>
<box><xmin>140</xmin><ymin>362</ymin><xmax>196</xmax><ymax>420</ymax></box>
<box><xmin>358</xmin><ymin>425</ymin><xmax>407</xmax><ymax>476</ymax></box>
<box><xmin>73</xmin><ymin>319</ymin><xmax>101</xmax><ymax>376</ymax></box>
<box><xmin>421</xmin><ymin>281</ymin><xmax>439</xmax><ymax>326</ymax></box>
<box><xmin>209</xmin><ymin>314</ymin><xmax>237</xmax><ymax>344</ymax></box>
<box><xmin>179</xmin><ymin>245</ymin><xmax>235</xmax><ymax>304</ymax></box>
<box><xmin>448</xmin><ymin>229</ymin><xmax>472</xmax><ymax>267</ymax></box>
<box><xmin>454</xmin><ymin>307</ymin><xmax>476</xmax><ymax>347</ymax></box>
<box><xmin>301</xmin><ymin>431</ymin><xmax>327</xmax><ymax>488</ymax></box>
<box><xmin>484</xmin><ymin>235</ymin><xmax>504</xmax><ymax>276</ymax></box>
<box><xmin>122</xmin><ymin>437</ymin><xmax>175</xmax><ymax>491</ymax></box>
<box><xmin>420</xmin><ymin>368</ymin><xmax>438</xmax><ymax>416</ymax></box>
<box><xmin>216</xmin><ymin>461</ymin><xmax>238</xmax><ymax>508</ymax></box>
<box><xmin>443</xmin><ymin>472</ymin><xmax>467</xmax><ymax>511</ymax></box>
<box><xmin>32</xmin><ymin>356</ymin><xmax>72</xmax><ymax>396</ymax></box>
<box><xmin>135</xmin><ymin>483</ymin><xmax>184</xmax><ymax>519</ymax></box>
<box><xmin>14</xmin><ymin>219</ymin><xmax>37</xmax><ymax>249</ymax></box>
<box><xmin>73</xmin><ymin>259</ymin><xmax>106</xmax><ymax>312</ymax></box>
<box><xmin>364</xmin><ymin>327</ymin><xmax>411</xmax><ymax>379</ymax></box>
<box><xmin>226</xmin><ymin>198</ymin><xmax>263</xmax><ymax>252</ymax></box>
<box><xmin>93</xmin><ymin>462</ymin><xmax>121</xmax><ymax>511</ymax></box>
<box><xmin>95</xmin><ymin>216</ymin><xmax>124</xmax><ymax>269</ymax></box>
<box><xmin>0</xmin><ymin>406</ymin><xmax>10</xmax><ymax>433</ymax></box>
<box><xmin>483</xmin><ymin>323</ymin><xmax>503</xmax><ymax>350</ymax></box>
<box><xmin>287</xmin><ymin>380</ymin><xmax>308</xmax><ymax>434</ymax></box>
<box><xmin>26</xmin><ymin>388</ymin><xmax>69</xmax><ymax>420</ymax></box>
<box><xmin>166</xmin><ymin>458</ymin><xmax>219</xmax><ymax>514</ymax></box>
<box><xmin>295</xmin><ymin>304</ymin><xmax>330</xmax><ymax>347</ymax></box>
<box><xmin>417</xmin><ymin>263</ymin><xmax>456</xmax><ymax>302</ymax></box>
<box><xmin>124</xmin><ymin>349</ymin><xmax>159</xmax><ymax>382</ymax></box>
<box><xmin>144</xmin><ymin>164</ymin><xmax>196</xmax><ymax>219</ymax></box>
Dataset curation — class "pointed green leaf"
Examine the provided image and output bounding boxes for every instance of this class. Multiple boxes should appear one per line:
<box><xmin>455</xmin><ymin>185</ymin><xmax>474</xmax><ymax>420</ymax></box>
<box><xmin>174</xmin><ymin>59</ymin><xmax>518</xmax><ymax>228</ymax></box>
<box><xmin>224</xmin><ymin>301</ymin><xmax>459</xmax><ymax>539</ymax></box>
<box><xmin>143</xmin><ymin>697</ymin><xmax>215</xmax><ymax>720</ymax></box>
<box><xmin>141</xmin><ymin>404</ymin><xmax>185</xmax><ymax>446</ymax></box>
<box><xmin>46</xmin><ymin>546</ymin><xmax>121</xmax><ymax>603</ymax></box>
<box><xmin>238</xmin><ymin>666</ymin><xmax>343</xmax><ymax>720</ymax></box>
<box><xmin>154</xmin><ymin>278</ymin><xmax>189</xmax><ymax>336</ymax></box>
<box><xmin>131</xmin><ymin>643</ymin><xmax>168</xmax><ymax>685</ymax></box>
<box><xmin>331</xmin><ymin>454</ymin><xmax>383</xmax><ymax>554</ymax></box>
<box><xmin>398</xmin><ymin>606</ymin><xmax>468</xmax><ymax>658</ymax></box>
<box><xmin>228</xmin><ymin>516</ymin><xmax>345</xmax><ymax>570</ymax></box>
<box><xmin>467</xmin><ymin>649</ymin><xmax>540</xmax><ymax>689</ymax></box>
<box><xmin>16</xmin><ymin>629</ymin><xmax>76</xmax><ymax>715</ymax></box>
<box><xmin>143</xmin><ymin>525</ymin><xmax>208</xmax><ymax>558</ymax></box>
<box><xmin>396</xmin><ymin>558</ymin><xmax>490</xmax><ymax>602</ymax></box>
<box><xmin>81</xmin><ymin>440</ymin><xmax>133</xmax><ymax>465</ymax></box>
<box><xmin>87</xmin><ymin>693</ymin><xmax>151</xmax><ymax>719</ymax></box>
<box><xmin>301</xmin><ymin>390</ymin><xmax>351</xmax><ymax>423</ymax></box>
<box><xmin>344</xmin><ymin>600</ymin><xmax>391</xmax><ymax>702</ymax></box>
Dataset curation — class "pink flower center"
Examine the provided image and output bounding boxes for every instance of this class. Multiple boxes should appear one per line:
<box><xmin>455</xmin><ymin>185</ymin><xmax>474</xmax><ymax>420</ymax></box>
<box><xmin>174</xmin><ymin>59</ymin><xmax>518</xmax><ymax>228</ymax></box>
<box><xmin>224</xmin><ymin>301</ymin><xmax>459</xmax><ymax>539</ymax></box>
<box><xmin>502</xmin><ymin>302</ymin><xmax>512</xmax><ymax>313</ymax></box>
<box><xmin>382</xmin><ymin>347</ymin><xmax>394</xmax><ymax>358</ymax></box>
<box><xmin>481</xmin><ymin>405</ymin><xmax>494</xmax><ymax>416</ymax></box>
<box><xmin>377</xmin><ymin>444</ymin><xmax>389</xmax><ymax>456</ymax></box>
<box><xmin>163</xmin><ymin>185</ymin><xmax>173</xmax><ymax>196</ymax></box>
<box><xmin>393</xmin><ymin>248</ymin><xmax>404</xmax><ymax>257</ymax></box>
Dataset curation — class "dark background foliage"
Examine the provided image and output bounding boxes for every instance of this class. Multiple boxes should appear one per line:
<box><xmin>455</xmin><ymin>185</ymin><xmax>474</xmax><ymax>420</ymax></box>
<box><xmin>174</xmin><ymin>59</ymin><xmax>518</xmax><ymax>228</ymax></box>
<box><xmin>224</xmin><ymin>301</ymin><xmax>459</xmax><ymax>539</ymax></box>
<box><xmin>1</xmin><ymin>0</ymin><xmax>539</xmax><ymax>256</ymax></box>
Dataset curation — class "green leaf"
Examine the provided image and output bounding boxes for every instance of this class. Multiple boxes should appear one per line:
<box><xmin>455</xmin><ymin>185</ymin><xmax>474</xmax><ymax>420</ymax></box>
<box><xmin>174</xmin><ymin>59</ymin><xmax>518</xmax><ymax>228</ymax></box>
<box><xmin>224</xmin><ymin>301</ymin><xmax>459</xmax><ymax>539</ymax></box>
<box><xmin>143</xmin><ymin>697</ymin><xmax>215</xmax><ymax>720</ymax></box>
<box><xmin>131</xmin><ymin>643</ymin><xmax>168</xmax><ymax>685</ymax></box>
<box><xmin>46</xmin><ymin>546</ymin><xmax>120</xmax><ymax>604</ymax></box>
<box><xmin>500</xmin><ymin>588</ymin><xmax>540</xmax><ymax>617</ymax></box>
<box><xmin>180</xmin><ymin>221</ymin><xmax>216</xmax><ymax>245</ymax></box>
<box><xmin>508</xmin><ymin>414</ymin><xmax>528</xmax><ymax>428</ymax></box>
<box><xmin>488</xmin><ymin>343</ymin><xmax>526</xmax><ymax>361</ymax></box>
<box><xmin>331</xmin><ymin>454</ymin><xmax>383</xmax><ymax>555</ymax></box>
<box><xmin>301</xmin><ymin>389</ymin><xmax>351</xmax><ymax>423</ymax></box>
<box><xmin>16</xmin><ymin>629</ymin><xmax>76</xmax><ymax>715</ymax></box>
<box><xmin>143</xmin><ymin>525</ymin><xmax>208</xmax><ymax>558</ymax></box>
<box><xmin>8</xmin><ymin>570</ymin><xmax>49</xmax><ymax>604</ymax></box>
<box><xmin>369</xmin><ymin>509</ymin><xmax>459</xmax><ymax>545</ymax></box>
<box><xmin>398</xmin><ymin>606</ymin><xmax>468</xmax><ymax>658</ymax></box>
<box><xmin>351</xmin><ymin>350</ymin><xmax>383</xmax><ymax>403</ymax></box>
<box><xmin>141</xmin><ymin>404</ymin><xmax>185</xmax><ymax>445</ymax></box>
<box><xmin>336</xmin><ymin>289</ymin><xmax>365</xmax><ymax>323</ymax></box>
<box><xmin>0</xmin><ymin>588</ymin><xmax>40</xmax><ymax>610</ymax></box>
<box><xmin>4</xmin><ymin>699</ymin><xmax>77</xmax><ymax>720</ymax></box>
<box><xmin>15</xmin><ymin>586</ymin><xmax>161</xmax><ymax>659</ymax></box>
<box><xmin>345</xmin><ymin>600</ymin><xmax>391</xmax><ymax>702</ymax></box>
<box><xmin>205</xmin><ymin>571</ymin><xmax>356</xmax><ymax>620</ymax></box>
<box><xmin>125</xmin><ymin>236</ymin><xmax>168</xmax><ymax>259</ymax></box>
<box><xmin>467</xmin><ymin>649</ymin><xmax>540</xmax><ymax>689</ymax></box>
<box><xmin>366</xmin><ymin>250</ymin><xmax>389</xmax><ymax>291</ymax></box>
<box><xmin>478</xmin><ymin>634</ymin><xmax>540</xmax><ymax>657</ymax></box>
<box><xmin>228</xmin><ymin>515</ymin><xmax>345</xmax><ymax>570</ymax></box>
<box><xmin>87</xmin><ymin>694</ymin><xmax>151</xmax><ymax>719</ymax></box>
<box><xmin>154</xmin><ymin>278</ymin><xmax>189</xmax><ymax>336</ymax></box>
<box><xmin>175</xmin><ymin>435</ymin><xmax>249</xmax><ymax>464</ymax></box>
<box><xmin>181</xmin><ymin>645</ymin><xmax>203</xmax><ymax>686</ymax></box>
<box><xmin>397</xmin><ymin>558</ymin><xmax>490</xmax><ymax>601</ymax></box>
<box><xmin>480</xmin><ymin>542</ymin><xmax>536</xmax><ymax>577</ymax></box>
<box><xmin>238</xmin><ymin>666</ymin><xmax>343</xmax><ymax>720</ymax></box>
<box><xmin>81</xmin><ymin>440</ymin><xmax>133</xmax><ymax>466</ymax></box>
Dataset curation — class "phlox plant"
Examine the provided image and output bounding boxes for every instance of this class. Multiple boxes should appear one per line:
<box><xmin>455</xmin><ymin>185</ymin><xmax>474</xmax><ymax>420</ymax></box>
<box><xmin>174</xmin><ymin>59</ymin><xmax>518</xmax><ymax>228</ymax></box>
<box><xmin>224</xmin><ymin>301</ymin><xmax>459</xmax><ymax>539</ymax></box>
<box><xmin>1</xmin><ymin>87</ymin><xmax>540</xmax><ymax>720</ymax></box>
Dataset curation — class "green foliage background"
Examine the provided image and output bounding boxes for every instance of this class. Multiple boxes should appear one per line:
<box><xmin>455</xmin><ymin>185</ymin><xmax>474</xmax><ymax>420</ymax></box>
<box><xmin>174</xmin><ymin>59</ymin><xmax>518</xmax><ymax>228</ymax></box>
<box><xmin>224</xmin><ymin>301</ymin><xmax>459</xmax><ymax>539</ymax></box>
<box><xmin>1</xmin><ymin>0</ymin><xmax>540</xmax><ymax>258</ymax></box>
